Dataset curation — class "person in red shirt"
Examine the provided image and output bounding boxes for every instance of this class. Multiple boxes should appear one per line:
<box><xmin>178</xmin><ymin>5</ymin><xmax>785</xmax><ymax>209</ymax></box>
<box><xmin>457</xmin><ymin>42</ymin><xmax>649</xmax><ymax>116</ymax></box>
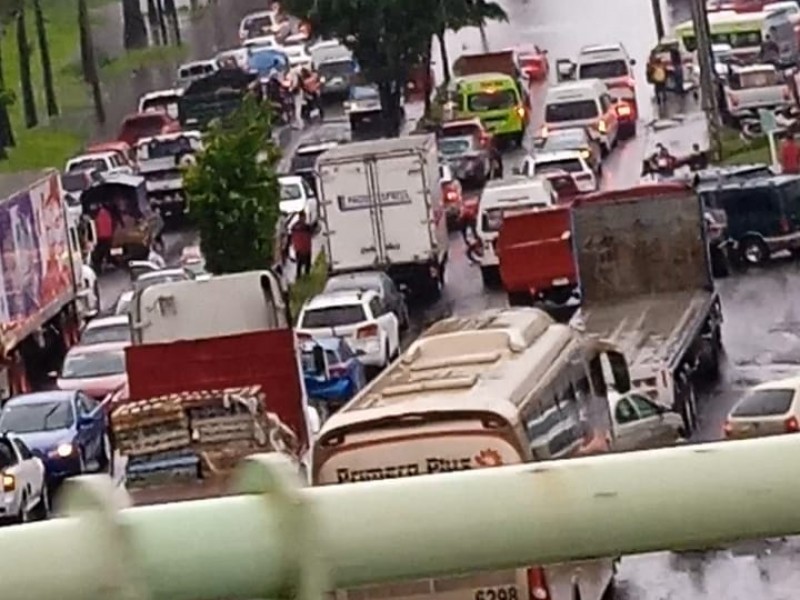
<box><xmin>459</xmin><ymin>196</ymin><xmax>480</xmax><ymax>246</ymax></box>
<box><xmin>779</xmin><ymin>132</ymin><xmax>800</xmax><ymax>174</ymax></box>
<box><xmin>291</xmin><ymin>212</ymin><xmax>314</xmax><ymax>278</ymax></box>
<box><xmin>92</xmin><ymin>204</ymin><xmax>114</xmax><ymax>272</ymax></box>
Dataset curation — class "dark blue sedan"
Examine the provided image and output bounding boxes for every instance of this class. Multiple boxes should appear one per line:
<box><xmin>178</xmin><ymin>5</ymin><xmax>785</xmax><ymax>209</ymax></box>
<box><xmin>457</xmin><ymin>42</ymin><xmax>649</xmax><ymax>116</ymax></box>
<box><xmin>301</xmin><ymin>337</ymin><xmax>366</xmax><ymax>418</ymax></box>
<box><xmin>0</xmin><ymin>391</ymin><xmax>109</xmax><ymax>482</ymax></box>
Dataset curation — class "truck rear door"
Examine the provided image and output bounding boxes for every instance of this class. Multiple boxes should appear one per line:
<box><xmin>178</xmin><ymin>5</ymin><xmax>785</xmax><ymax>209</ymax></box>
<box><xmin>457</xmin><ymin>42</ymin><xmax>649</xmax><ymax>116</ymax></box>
<box><xmin>372</xmin><ymin>152</ymin><xmax>435</xmax><ymax>265</ymax></box>
<box><xmin>319</xmin><ymin>159</ymin><xmax>383</xmax><ymax>271</ymax></box>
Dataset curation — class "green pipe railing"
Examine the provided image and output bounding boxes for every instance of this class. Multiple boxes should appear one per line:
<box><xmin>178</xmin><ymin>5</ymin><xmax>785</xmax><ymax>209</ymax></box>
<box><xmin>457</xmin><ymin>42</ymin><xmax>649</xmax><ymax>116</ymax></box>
<box><xmin>4</xmin><ymin>436</ymin><xmax>800</xmax><ymax>600</ymax></box>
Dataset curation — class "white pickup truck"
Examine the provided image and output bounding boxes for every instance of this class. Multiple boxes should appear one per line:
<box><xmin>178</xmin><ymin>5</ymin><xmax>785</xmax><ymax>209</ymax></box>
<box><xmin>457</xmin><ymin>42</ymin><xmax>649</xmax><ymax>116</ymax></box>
<box><xmin>0</xmin><ymin>433</ymin><xmax>48</xmax><ymax>524</ymax></box>
<box><xmin>724</xmin><ymin>64</ymin><xmax>799</xmax><ymax>117</ymax></box>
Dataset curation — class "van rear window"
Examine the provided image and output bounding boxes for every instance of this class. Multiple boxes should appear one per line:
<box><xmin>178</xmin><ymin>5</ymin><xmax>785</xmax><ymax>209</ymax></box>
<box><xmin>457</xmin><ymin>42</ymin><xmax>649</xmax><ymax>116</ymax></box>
<box><xmin>467</xmin><ymin>89</ymin><xmax>517</xmax><ymax>112</ymax></box>
<box><xmin>732</xmin><ymin>388</ymin><xmax>795</xmax><ymax>417</ymax></box>
<box><xmin>302</xmin><ymin>305</ymin><xmax>366</xmax><ymax>328</ymax></box>
<box><xmin>578</xmin><ymin>60</ymin><xmax>628</xmax><ymax>79</ymax></box>
<box><xmin>536</xmin><ymin>158</ymin><xmax>584</xmax><ymax>174</ymax></box>
<box><xmin>545</xmin><ymin>100</ymin><xmax>598</xmax><ymax>123</ymax></box>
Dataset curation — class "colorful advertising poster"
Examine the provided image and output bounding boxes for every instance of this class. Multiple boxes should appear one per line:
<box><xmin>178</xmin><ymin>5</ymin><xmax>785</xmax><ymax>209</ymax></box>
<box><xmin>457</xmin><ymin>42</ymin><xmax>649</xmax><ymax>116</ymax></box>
<box><xmin>0</xmin><ymin>173</ymin><xmax>73</xmax><ymax>352</ymax></box>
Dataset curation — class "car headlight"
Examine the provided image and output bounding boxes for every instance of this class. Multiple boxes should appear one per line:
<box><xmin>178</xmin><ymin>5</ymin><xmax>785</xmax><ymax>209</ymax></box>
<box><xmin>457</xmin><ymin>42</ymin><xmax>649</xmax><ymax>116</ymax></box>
<box><xmin>49</xmin><ymin>443</ymin><xmax>75</xmax><ymax>458</ymax></box>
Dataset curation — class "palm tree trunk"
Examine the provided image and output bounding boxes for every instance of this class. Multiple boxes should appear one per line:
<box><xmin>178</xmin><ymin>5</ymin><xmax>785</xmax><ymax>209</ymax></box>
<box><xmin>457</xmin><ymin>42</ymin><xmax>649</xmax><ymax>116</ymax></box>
<box><xmin>16</xmin><ymin>5</ymin><xmax>38</xmax><ymax>129</ymax></box>
<box><xmin>155</xmin><ymin>0</ymin><xmax>169</xmax><ymax>46</ymax></box>
<box><xmin>0</xmin><ymin>34</ymin><xmax>15</xmax><ymax>154</ymax></box>
<box><xmin>78</xmin><ymin>0</ymin><xmax>105</xmax><ymax>124</ymax></box>
<box><xmin>121</xmin><ymin>0</ymin><xmax>148</xmax><ymax>49</ymax></box>
<box><xmin>437</xmin><ymin>30</ymin><xmax>450</xmax><ymax>83</ymax></box>
<box><xmin>422</xmin><ymin>50</ymin><xmax>432</xmax><ymax>116</ymax></box>
<box><xmin>163</xmin><ymin>0</ymin><xmax>181</xmax><ymax>45</ymax></box>
<box><xmin>33</xmin><ymin>0</ymin><xmax>58</xmax><ymax>117</ymax></box>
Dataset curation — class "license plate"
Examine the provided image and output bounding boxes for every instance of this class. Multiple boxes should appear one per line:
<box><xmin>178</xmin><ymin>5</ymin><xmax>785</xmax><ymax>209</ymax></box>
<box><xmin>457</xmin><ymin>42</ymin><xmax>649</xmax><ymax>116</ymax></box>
<box><xmin>552</xmin><ymin>277</ymin><xmax>569</xmax><ymax>286</ymax></box>
<box><xmin>330</xmin><ymin>77</ymin><xmax>343</xmax><ymax>85</ymax></box>
<box><xmin>474</xmin><ymin>586</ymin><xmax>519</xmax><ymax>600</ymax></box>
<box><xmin>110</xmin><ymin>248</ymin><xmax>123</xmax><ymax>256</ymax></box>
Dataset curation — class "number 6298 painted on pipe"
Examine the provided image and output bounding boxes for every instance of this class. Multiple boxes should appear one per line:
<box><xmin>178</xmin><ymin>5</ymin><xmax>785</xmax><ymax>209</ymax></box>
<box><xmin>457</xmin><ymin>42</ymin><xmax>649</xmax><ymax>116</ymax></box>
<box><xmin>474</xmin><ymin>586</ymin><xmax>519</xmax><ymax>600</ymax></box>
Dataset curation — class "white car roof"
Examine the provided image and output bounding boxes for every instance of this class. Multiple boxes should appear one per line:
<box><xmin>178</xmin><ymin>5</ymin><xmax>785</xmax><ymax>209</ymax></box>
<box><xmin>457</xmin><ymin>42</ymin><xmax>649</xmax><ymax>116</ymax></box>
<box><xmin>533</xmin><ymin>150</ymin><xmax>585</xmax><ymax>162</ymax></box>
<box><xmin>244</xmin><ymin>35</ymin><xmax>277</xmax><ymax>47</ymax></box>
<box><xmin>279</xmin><ymin>175</ymin><xmax>305</xmax><ymax>185</ymax></box>
<box><xmin>140</xmin><ymin>88</ymin><xmax>183</xmax><ymax>101</ymax></box>
<box><xmin>304</xmin><ymin>289</ymin><xmax>377</xmax><ymax>310</ymax></box>
<box><xmin>85</xmin><ymin>315</ymin><xmax>130</xmax><ymax>329</ymax></box>
<box><xmin>69</xmin><ymin>151</ymin><xmax>115</xmax><ymax>163</ymax></box>
<box><xmin>137</xmin><ymin>130</ymin><xmax>202</xmax><ymax>146</ymax></box>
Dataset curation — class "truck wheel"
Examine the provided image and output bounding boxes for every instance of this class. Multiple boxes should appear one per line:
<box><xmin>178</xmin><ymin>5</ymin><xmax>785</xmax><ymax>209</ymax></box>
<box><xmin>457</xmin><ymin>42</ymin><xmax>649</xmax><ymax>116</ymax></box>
<box><xmin>739</xmin><ymin>237</ymin><xmax>769</xmax><ymax>266</ymax></box>
<box><xmin>480</xmin><ymin>266</ymin><xmax>500</xmax><ymax>288</ymax></box>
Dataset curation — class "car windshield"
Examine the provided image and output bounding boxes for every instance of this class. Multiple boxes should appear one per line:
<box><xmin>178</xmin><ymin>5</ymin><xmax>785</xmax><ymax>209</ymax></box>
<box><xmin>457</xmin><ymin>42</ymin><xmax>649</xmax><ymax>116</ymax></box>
<box><xmin>466</xmin><ymin>89</ymin><xmax>517</xmax><ymax>111</ymax></box>
<box><xmin>69</xmin><ymin>158</ymin><xmax>107</xmax><ymax>172</ymax></box>
<box><xmin>542</xmin><ymin>130</ymin><xmax>586</xmax><ymax>151</ymax></box>
<box><xmin>351</xmin><ymin>87</ymin><xmax>379</xmax><ymax>101</ymax></box>
<box><xmin>441</xmin><ymin>124</ymin><xmax>480</xmax><ymax>138</ymax></box>
<box><xmin>302</xmin><ymin>305</ymin><xmax>367</xmax><ymax>328</ymax></box>
<box><xmin>138</xmin><ymin>136</ymin><xmax>198</xmax><ymax>160</ymax></box>
<box><xmin>439</xmin><ymin>137</ymin><xmax>472</xmax><ymax>156</ymax></box>
<box><xmin>281</xmin><ymin>183</ymin><xmax>303</xmax><ymax>201</ymax></box>
<box><xmin>732</xmin><ymin>388</ymin><xmax>795</xmax><ymax>417</ymax></box>
<box><xmin>0</xmin><ymin>400</ymin><xmax>74</xmax><ymax>433</ymax></box>
<box><xmin>578</xmin><ymin>60</ymin><xmax>629</xmax><ymax>79</ymax></box>
<box><xmin>61</xmin><ymin>349</ymin><xmax>126</xmax><ymax>379</ymax></box>
<box><xmin>244</xmin><ymin>15</ymin><xmax>275</xmax><ymax>38</ymax></box>
<box><xmin>545</xmin><ymin>100</ymin><xmax>599</xmax><ymax>122</ymax></box>
<box><xmin>133</xmin><ymin>272</ymin><xmax>186</xmax><ymax>294</ymax></box>
<box><xmin>318</xmin><ymin>60</ymin><xmax>355</xmax><ymax>78</ymax></box>
<box><xmin>537</xmin><ymin>158</ymin><xmax>584</xmax><ymax>173</ymax></box>
<box><xmin>81</xmin><ymin>323</ymin><xmax>131</xmax><ymax>345</ymax></box>
<box><xmin>61</xmin><ymin>172</ymin><xmax>90</xmax><ymax>193</ymax></box>
<box><xmin>301</xmin><ymin>349</ymin><xmax>340</xmax><ymax>372</ymax></box>
<box><xmin>324</xmin><ymin>277</ymin><xmax>380</xmax><ymax>295</ymax></box>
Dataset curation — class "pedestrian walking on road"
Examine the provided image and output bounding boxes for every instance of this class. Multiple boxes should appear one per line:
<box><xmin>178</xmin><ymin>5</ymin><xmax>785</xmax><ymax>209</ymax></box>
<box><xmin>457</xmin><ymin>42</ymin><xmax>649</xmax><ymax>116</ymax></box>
<box><xmin>647</xmin><ymin>54</ymin><xmax>668</xmax><ymax>112</ymax></box>
<box><xmin>92</xmin><ymin>204</ymin><xmax>114</xmax><ymax>273</ymax></box>
<box><xmin>291</xmin><ymin>212</ymin><xmax>314</xmax><ymax>278</ymax></box>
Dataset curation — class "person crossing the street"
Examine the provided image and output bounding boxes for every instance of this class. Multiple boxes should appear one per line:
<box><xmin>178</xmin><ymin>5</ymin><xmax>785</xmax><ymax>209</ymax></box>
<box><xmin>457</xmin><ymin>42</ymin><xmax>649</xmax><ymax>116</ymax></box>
<box><xmin>291</xmin><ymin>211</ymin><xmax>314</xmax><ymax>278</ymax></box>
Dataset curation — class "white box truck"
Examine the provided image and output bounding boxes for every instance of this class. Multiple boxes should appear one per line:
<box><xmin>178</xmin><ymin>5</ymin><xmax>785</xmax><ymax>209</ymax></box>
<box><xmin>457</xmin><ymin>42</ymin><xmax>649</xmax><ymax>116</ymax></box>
<box><xmin>316</xmin><ymin>135</ymin><xmax>449</xmax><ymax>300</ymax></box>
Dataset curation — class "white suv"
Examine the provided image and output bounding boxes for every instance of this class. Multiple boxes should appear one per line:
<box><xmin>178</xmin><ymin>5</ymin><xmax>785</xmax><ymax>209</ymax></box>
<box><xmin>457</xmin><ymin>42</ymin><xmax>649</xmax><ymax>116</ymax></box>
<box><xmin>520</xmin><ymin>150</ymin><xmax>597</xmax><ymax>193</ymax></box>
<box><xmin>296</xmin><ymin>289</ymin><xmax>400</xmax><ymax>371</ymax></box>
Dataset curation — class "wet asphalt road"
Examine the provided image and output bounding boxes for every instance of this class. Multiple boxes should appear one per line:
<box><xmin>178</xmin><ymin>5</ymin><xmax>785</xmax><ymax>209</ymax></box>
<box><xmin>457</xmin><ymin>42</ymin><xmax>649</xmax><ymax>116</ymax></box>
<box><xmin>94</xmin><ymin>0</ymin><xmax>800</xmax><ymax>597</ymax></box>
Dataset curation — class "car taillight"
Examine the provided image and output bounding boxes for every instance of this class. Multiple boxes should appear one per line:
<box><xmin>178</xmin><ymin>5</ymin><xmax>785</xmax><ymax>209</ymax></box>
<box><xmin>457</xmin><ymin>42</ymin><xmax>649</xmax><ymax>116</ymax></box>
<box><xmin>446</xmin><ymin>190</ymin><xmax>459</xmax><ymax>202</ymax></box>
<box><xmin>723</xmin><ymin>420</ymin><xmax>733</xmax><ymax>438</ymax></box>
<box><xmin>479</xmin><ymin>134</ymin><xmax>490</xmax><ymax>147</ymax></box>
<box><xmin>329</xmin><ymin>365</ymin><xmax>347</xmax><ymax>378</ymax></box>
<box><xmin>2</xmin><ymin>473</ymin><xmax>15</xmax><ymax>492</ymax></box>
<box><xmin>527</xmin><ymin>567</ymin><xmax>551</xmax><ymax>600</ymax></box>
<box><xmin>357</xmin><ymin>324</ymin><xmax>379</xmax><ymax>339</ymax></box>
<box><xmin>785</xmin><ymin>415</ymin><xmax>799</xmax><ymax>433</ymax></box>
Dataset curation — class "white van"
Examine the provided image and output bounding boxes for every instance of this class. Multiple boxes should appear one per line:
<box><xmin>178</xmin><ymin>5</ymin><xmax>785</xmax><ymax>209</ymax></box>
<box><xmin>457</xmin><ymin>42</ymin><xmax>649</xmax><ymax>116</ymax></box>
<box><xmin>477</xmin><ymin>177</ymin><xmax>556</xmax><ymax>285</ymax></box>
<box><xmin>543</xmin><ymin>80</ymin><xmax>620</xmax><ymax>155</ymax></box>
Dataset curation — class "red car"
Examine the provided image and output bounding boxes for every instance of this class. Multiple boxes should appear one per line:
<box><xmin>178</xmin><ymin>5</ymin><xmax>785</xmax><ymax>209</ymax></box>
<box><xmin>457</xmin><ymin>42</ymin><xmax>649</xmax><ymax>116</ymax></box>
<box><xmin>117</xmin><ymin>112</ymin><xmax>180</xmax><ymax>146</ymax></box>
<box><xmin>515</xmin><ymin>45</ymin><xmax>549</xmax><ymax>81</ymax></box>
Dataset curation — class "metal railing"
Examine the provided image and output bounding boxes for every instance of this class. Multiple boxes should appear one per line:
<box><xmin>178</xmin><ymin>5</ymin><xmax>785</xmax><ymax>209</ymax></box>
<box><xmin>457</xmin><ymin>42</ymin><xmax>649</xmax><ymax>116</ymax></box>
<box><xmin>4</xmin><ymin>435</ymin><xmax>800</xmax><ymax>600</ymax></box>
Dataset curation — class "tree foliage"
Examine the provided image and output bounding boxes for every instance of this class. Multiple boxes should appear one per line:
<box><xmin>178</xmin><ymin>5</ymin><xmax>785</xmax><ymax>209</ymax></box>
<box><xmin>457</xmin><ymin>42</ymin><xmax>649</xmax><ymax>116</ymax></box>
<box><xmin>184</xmin><ymin>96</ymin><xmax>281</xmax><ymax>275</ymax></box>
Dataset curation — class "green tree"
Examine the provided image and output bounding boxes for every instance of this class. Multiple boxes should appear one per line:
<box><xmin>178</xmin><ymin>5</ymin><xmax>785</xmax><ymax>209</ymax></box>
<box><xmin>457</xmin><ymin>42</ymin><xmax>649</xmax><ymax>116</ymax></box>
<box><xmin>32</xmin><ymin>0</ymin><xmax>57</xmax><ymax>117</ymax></box>
<box><xmin>184</xmin><ymin>96</ymin><xmax>281</xmax><ymax>275</ymax></box>
<box><xmin>435</xmin><ymin>0</ymin><xmax>507</xmax><ymax>84</ymax></box>
<box><xmin>15</xmin><ymin>0</ymin><xmax>37</xmax><ymax>128</ymax></box>
<box><xmin>284</xmin><ymin>0</ymin><xmax>435</xmax><ymax>136</ymax></box>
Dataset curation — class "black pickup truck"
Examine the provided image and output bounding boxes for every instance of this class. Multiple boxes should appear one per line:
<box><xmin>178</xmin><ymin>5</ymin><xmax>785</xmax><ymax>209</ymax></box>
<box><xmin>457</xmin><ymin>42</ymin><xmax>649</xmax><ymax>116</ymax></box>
<box><xmin>178</xmin><ymin>69</ymin><xmax>259</xmax><ymax>130</ymax></box>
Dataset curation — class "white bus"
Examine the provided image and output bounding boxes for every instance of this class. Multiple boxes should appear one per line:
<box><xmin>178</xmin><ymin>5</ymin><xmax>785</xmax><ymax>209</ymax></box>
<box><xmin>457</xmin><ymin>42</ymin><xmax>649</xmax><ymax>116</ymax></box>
<box><xmin>312</xmin><ymin>307</ymin><xmax>638</xmax><ymax>600</ymax></box>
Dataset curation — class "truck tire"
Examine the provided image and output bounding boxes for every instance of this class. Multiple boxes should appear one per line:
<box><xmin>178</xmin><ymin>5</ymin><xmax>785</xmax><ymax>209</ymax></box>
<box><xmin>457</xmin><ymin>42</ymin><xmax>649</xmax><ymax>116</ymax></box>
<box><xmin>739</xmin><ymin>236</ymin><xmax>769</xmax><ymax>266</ymax></box>
<box><xmin>480</xmin><ymin>266</ymin><xmax>500</xmax><ymax>288</ymax></box>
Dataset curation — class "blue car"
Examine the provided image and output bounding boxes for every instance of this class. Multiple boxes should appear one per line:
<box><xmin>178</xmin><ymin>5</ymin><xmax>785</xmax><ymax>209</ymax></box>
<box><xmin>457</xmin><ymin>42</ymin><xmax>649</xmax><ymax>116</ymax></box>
<box><xmin>0</xmin><ymin>391</ymin><xmax>109</xmax><ymax>481</ymax></box>
<box><xmin>248</xmin><ymin>49</ymin><xmax>289</xmax><ymax>78</ymax></box>
<box><xmin>301</xmin><ymin>337</ymin><xmax>366</xmax><ymax>416</ymax></box>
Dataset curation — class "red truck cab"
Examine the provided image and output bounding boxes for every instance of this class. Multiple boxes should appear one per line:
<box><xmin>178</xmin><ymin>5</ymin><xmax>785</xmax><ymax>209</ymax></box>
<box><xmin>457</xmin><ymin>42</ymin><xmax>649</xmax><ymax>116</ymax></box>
<box><xmin>117</xmin><ymin>112</ymin><xmax>180</xmax><ymax>147</ymax></box>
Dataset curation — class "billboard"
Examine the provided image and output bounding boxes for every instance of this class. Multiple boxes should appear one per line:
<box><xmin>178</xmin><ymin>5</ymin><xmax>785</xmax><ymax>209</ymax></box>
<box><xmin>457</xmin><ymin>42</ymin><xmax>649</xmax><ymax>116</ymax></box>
<box><xmin>0</xmin><ymin>172</ymin><xmax>74</xmax><ymax>354</ymax></box>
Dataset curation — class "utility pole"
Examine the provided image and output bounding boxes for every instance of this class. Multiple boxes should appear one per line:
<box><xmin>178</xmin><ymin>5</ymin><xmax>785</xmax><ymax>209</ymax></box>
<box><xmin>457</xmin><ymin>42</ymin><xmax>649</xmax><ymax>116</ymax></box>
<box><xmin>650</xmin><ymin>0</ymin><xmax>665</xmax><ymax>40</ymax></box>
<box><xmin>689</xmin><ymin>0</ymin><xmax>723</xmax><ymax>161</ymax></box>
